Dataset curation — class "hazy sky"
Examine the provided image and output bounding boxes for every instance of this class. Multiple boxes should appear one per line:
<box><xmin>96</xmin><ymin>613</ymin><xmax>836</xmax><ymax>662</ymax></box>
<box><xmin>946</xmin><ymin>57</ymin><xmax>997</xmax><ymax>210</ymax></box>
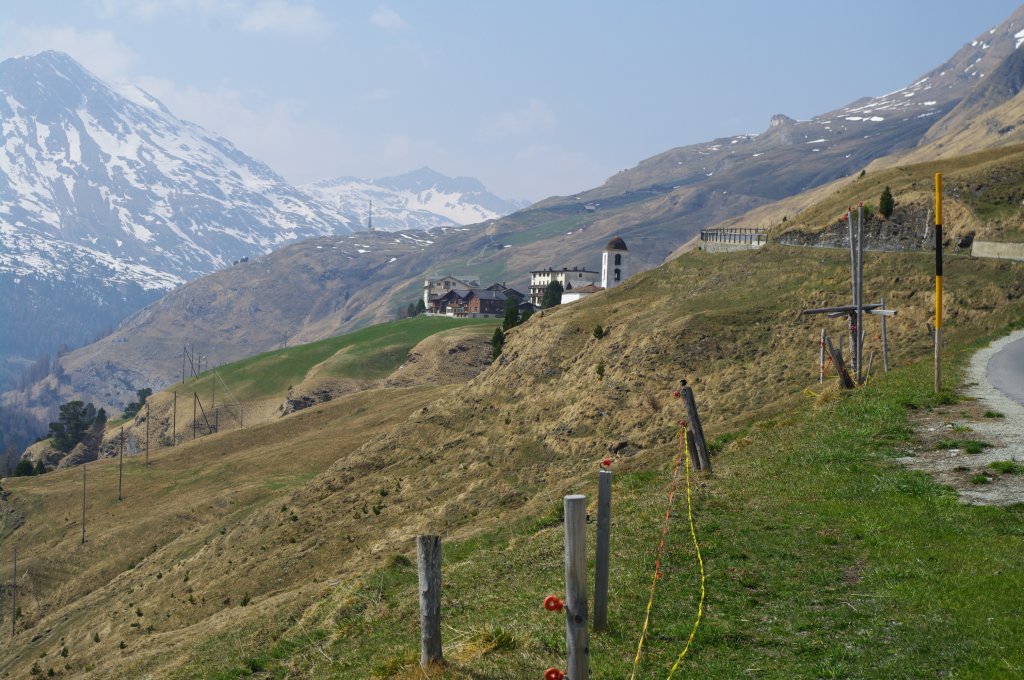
<box><xmin>2</xmin><ymin>1</ymin><xmax>1022</xmax><ymax>200</ymax></box>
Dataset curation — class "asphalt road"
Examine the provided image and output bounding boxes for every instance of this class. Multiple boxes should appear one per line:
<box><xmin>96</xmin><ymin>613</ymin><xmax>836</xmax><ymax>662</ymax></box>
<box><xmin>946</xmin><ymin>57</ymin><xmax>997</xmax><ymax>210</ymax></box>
<box><xmin>987</xmin><ymin>334</ymin><xmax>1024</xmax><ymax>406</ymax></box>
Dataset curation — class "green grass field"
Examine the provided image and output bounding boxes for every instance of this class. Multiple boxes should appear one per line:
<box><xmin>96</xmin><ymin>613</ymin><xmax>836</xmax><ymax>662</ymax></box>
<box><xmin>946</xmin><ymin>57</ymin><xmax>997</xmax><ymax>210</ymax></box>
<box><xmin>173</xmin><ymin>316</ymin><xmax>497</xmax><ymax>402</ymax></box>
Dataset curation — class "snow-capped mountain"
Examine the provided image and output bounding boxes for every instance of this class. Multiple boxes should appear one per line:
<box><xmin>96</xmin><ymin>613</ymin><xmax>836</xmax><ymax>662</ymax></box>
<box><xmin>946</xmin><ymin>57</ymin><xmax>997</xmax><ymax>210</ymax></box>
<box><xmin>0</xmin><ymin>51</ymin><xmax>354</xmax><ymax>285</ymax></box>
<box><xmin>0</xmin><ymin>51</ymin><xmax>342</xmax><ymax>372</ymax></box>
<box><xmin>303</xmin><ymin>167</ymin><xmax>529</xmax><ymax>232</ymax></box>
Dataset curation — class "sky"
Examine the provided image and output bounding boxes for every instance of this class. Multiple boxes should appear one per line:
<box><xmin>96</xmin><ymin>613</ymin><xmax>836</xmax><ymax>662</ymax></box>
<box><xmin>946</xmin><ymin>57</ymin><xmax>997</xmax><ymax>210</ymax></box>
<box><xmin>2</xmin><ymin>1</ymin><xmax>1022</xmax><ymax>201</ymax></box>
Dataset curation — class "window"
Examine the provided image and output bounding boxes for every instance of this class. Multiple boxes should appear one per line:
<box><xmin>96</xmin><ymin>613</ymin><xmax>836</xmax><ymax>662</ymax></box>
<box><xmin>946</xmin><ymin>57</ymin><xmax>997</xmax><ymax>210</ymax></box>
<box><xmin>614</xmin><ymin>254</ymin><xmax>622</xmax><ymax>266</ymax></box>
<box><xmin>614</xmin><ymin>268</ymin><xmax>621</xmax><ymax>282</ymax></box>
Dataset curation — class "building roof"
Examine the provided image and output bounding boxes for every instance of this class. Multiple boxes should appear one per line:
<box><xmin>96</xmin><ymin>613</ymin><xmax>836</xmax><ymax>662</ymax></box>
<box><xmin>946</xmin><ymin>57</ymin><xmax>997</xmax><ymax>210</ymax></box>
<box><xmin>468</xmin><ymin>290</ymin><xmax>507</xmax><ymax>301</ymax></box>
<box><xmin>529</xmin><ymin>267</ymin><xmax>601</xmax><ymax>275</ymax></box>
<box><xmin>605</xmin><ymin>236</ymin><xmax>628</xmax><ymax>251</ymax></box>
<box><xmin>572</xmin><ymin>283</ymin><xmax>604</xmax><ymax>294</ymax></box>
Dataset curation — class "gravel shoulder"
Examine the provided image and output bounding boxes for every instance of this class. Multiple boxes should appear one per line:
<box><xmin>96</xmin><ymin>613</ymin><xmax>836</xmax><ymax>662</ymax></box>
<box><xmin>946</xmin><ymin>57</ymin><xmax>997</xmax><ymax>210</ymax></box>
<box><xmin>900</xmin><ymin>328</ymin><xmax>1024</xmax><ymax>506</ymax></box>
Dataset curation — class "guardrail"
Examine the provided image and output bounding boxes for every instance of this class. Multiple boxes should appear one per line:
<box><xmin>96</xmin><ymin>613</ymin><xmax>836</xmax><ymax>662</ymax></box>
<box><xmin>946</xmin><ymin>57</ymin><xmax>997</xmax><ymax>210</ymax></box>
<box><xmin>699</xmin><ymin>228</ymin><xmax>768</xmax><ymax>245</ymax></box>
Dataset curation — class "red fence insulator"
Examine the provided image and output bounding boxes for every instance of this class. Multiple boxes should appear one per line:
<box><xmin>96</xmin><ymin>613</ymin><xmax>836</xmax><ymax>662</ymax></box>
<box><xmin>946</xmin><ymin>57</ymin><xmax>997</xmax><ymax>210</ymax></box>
<box><xmin>543</xmin><ymin>595</ymin><xmax>564</xmax><ymax>612</ymax></box>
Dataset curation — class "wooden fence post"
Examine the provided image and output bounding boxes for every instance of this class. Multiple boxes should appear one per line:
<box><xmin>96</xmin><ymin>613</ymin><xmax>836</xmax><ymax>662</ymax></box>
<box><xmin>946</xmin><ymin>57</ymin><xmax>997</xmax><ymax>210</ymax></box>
<box><xmin>681</xmin><ymin>386</ymin><xmax>711</xmax><ymax>472</ymax></box>
<box><xmin>417</xmin><ymin>535</ymin><xmax>443</xmax><ymax>669</ymax></box>
<box><xmin>593</xmin><ymin>471</ymin><xmax>612</xmax><ymax>632</ymax></box>
<box><xmin>564</xmin><ymin>494</ymin><xmax>589</xmax><ymax>679</ymax></box>
<box><xmin>824</xmin><ymin>333</ymin><xmax>855</xmax><ymax>389</ymax></box>
<box><xmin>819</xmin><ymin>328</ymin><xmax>826</xmax><ymax>383</ymax></box>
<box><xmin>881</xmin><ymin>298</ymin><xmax>890</xmax><ymax>373</ymax></box>
<box><xmin>145</xmin><ymin>402</ymin><xmax>150</xmax><ymax>465</ymax></box>
<box><xmin>686</xmin><ymin>429</ymin><xmax>702</xmax><ymax>472</ymax></box>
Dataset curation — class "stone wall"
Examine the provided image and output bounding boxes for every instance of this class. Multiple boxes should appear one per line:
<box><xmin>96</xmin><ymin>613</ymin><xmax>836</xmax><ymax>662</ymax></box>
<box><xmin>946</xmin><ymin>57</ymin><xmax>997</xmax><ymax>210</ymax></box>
<box><xmin>699</xmin><ymin>240</ymin><xmax>767</xmax><ymax>254</ymax></box>
<box><xmin>972</xmin><ymin>240</ymin><xmax>1024</xmax><ymax>262</ymax></box>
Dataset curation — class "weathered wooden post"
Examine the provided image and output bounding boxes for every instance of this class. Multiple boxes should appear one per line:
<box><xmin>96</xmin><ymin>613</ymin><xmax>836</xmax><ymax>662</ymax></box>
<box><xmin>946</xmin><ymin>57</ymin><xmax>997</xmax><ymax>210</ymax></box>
<box><xmin>686</xmin><ymin>429</ymin><xmax>701</xmax><ymax>472</ymax></box>
<box><xmin>593</xmin><ymin>471</ymin><xmax>612</xmax><ymax>632</ymax></box>
<box><xmin>145</xmin><ymin>402</ymin><xmax>150</xmax><ymax>465</ymax></box>
<box><xmin>417</xmin><ymin>535</ymin><xmax>443</xmax><ymax>669</ymax></box>
<box><xmin>172</xmin><ymin>390</ymin><xmax>177</xmax><ymax>445</ymax></box>
<box><xmin>563</xmin><ymin>495</ymin><xmax>589</xmax><ymax>679</ymax></box>
<box><xmin>824</xmin><ymin>334</ymin><xmax>855</xmax><ymax>389</ymax></box>
<box><xmin>681</xmin><ymin>386</ymin><xmax>711</xmax><ymax>472</ymax></box>
<box><xmin>819</xmin><ymin>328</ymin><xmax>826</xmax><ymax>383</ymax></box>
<box><xmin>881</xmin><ymin>298</ymin><xmax>890</xmax><ymax>373</ymax></box>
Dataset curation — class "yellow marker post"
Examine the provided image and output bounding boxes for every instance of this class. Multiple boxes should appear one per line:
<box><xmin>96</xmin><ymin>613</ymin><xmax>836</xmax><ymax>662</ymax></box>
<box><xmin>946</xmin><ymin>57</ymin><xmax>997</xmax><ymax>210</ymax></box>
<box><xmin>934</xmin><ymin>172</ymin><xmax>943</xmax><ymax>393</ymax></box>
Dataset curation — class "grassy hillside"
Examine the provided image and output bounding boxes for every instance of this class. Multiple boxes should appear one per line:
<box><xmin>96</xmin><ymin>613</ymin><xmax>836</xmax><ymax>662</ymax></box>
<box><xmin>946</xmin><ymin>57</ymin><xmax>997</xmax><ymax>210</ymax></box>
<box><xmin>1</xmin><ymin>241</ymin><xmax>1022</xmax><ymax>677</ymax></box>
<box><xmin>177</xmin><ymin>316</ymin><xmax>497</xmax><ymax>403</ymax></box>
<box><xmin>777</xmin><ymin>143</ymin><xmax>1024</xmax><ymax>244</ymax></box>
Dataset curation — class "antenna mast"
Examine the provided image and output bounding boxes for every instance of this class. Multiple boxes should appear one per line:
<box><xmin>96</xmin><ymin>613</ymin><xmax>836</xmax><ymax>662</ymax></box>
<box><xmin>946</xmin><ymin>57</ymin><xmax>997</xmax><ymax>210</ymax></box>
<box><xmin>368</xmin><ymin>200</ymin><xmax>374</xmax><ymax>232</ymax></box>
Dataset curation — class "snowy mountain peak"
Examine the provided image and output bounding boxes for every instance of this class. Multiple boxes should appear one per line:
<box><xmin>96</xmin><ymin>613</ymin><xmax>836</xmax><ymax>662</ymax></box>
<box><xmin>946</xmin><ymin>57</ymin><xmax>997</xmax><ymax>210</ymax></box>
<box><xmin>0</xmin><ymin>50</ymin><xmax>356</xmax><ymax>363</ymax></box>
<box><xmin>303</xmin><ymin>167</ymin><xmax>528</xmax><ymax>232</ymax></box>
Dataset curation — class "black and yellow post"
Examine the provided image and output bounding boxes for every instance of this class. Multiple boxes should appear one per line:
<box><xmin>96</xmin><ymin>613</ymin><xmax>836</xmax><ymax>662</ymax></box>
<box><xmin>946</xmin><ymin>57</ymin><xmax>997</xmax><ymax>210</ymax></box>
<box><xmin>934</xmin><ymin>172</ymin><xmax>943</xmax><ymax>392</ymax></box>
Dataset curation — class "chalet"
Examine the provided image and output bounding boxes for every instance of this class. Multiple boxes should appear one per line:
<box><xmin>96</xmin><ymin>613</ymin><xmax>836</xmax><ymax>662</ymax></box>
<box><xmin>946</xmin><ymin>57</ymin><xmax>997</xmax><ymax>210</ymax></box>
<box><xmin>422</xmin><ymin>275</ymin><xmax>480</xmax><ymax>307</ymax></box>
<box><xmin>423</xmin><ymin>277</ymin><xmax>527</xmax><ymax>318</ymax></box>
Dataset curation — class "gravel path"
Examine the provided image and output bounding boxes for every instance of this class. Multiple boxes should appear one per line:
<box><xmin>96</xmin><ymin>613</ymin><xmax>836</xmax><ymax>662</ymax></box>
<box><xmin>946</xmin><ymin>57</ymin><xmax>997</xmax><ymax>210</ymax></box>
<box><xmin>967</xmin><ymin>328</ymin><xmax>1024</xmax><ymax>457</ymax></box>
<box><xmin>898</xmin><ymin>328</ymin><xmax>1024</xmax><ymax>506</ymax></box>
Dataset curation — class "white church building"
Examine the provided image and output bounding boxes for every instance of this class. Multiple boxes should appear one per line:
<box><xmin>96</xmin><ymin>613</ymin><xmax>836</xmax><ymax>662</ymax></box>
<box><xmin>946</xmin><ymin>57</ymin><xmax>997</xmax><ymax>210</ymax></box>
<box><xmin>531</xmin><ymin>236</ymin><xmax>630</xmax><ymax>305</ymax></box>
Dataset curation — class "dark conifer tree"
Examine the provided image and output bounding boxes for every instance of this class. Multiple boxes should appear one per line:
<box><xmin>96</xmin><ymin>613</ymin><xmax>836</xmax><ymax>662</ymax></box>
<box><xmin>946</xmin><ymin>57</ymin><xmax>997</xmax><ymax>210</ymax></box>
<box><xmin>879</xmin><ymin>185</ymin><xmax>895</xmax><ymax>218</ymax></box>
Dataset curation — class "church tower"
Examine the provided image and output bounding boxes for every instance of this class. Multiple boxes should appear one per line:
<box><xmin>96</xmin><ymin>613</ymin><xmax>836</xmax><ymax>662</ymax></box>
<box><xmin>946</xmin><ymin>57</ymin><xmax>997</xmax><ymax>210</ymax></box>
<box><xmin>601</xmin><ymin>236</ymin><xmax>628</xmax><ymax>290</ymax></box>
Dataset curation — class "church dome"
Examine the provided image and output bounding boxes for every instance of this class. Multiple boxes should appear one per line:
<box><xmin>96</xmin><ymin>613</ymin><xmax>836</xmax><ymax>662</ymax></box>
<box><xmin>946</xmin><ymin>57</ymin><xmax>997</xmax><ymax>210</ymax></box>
<box><xmin>604</xmin><ymin>236</ymin><xmax>628</xmax><ymax>251</ymax></box>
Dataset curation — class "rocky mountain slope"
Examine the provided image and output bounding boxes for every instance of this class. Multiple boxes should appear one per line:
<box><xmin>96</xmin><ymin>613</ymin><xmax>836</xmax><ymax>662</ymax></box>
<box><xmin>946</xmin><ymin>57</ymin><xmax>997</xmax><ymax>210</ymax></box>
<box><xmin>10</xmin><ymin>6</ymin><xmax>1024</xmax><ymax>422</ymax></box>
<box><xmin>303</xmin><ymin>166</ymin><xmax>528</xmax><ymax>232</ymax></box>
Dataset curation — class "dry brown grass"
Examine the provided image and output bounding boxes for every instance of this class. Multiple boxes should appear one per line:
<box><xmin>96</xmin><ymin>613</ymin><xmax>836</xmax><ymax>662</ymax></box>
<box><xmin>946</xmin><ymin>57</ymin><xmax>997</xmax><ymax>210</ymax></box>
<box><xmin>1</xmin><ymin>245</ymin><xmax>1021</xmax><ymax>677</ymax></box>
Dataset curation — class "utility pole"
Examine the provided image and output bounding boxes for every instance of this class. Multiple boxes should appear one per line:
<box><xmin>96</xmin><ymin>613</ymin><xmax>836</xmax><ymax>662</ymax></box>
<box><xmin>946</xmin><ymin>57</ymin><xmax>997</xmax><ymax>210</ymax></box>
<box><xmin>11</xmin><ymin>547</ymin><xmax>16</xmax><ymax>638</ymax></box>
<box><xmin>81</xmin><ymin>463</ymin><xmax>87</xmax><ymax>545</ymax></box>
<box><xmin>856</xmin><ymin>204</ymin><xmax>865</xmax><ymax>384</ymax></box>
<box><xmin>934</xmin><ymin>172</ymin><xmax>943</xmax><ymax>393</ymax></box>
<box><xmin>118</xmin><ymin>427</ymin><xmax>124</xmax><ymax>501</ymax></box>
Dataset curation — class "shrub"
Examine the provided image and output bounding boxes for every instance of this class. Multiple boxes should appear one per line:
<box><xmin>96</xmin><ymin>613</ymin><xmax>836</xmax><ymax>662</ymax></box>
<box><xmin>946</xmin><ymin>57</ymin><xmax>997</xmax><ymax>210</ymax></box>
<box><xmin>879</xmin><ymin>186</ymin><xmax>895</xmax><ymax>218</ymax></box>
<box><xmin>491</xmin><ymin>327</ymin><xmax>505</xmax><ymax>360</ymax></box>
<box><xmin>596</xmin><ymin>362</ymin><xmax>605</xmax><ymax>380</ymax></box>
<box><xmin>593</xmin><ymin>325</ymin><xmax>605</xmax><ymax>339</ymax></box>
